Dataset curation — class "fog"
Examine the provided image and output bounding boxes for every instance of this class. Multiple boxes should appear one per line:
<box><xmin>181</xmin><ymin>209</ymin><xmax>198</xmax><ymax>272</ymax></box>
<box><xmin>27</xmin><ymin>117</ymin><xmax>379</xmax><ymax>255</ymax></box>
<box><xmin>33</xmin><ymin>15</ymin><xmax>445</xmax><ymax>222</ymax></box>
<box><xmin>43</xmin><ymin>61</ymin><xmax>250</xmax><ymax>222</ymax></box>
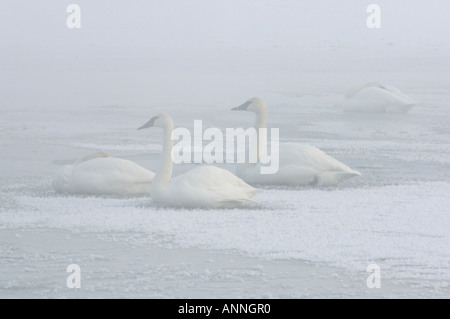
<box><xmin>1</xmin><ymin>2</ymin><xmax>450</xmax><ymax>298</ymax></box>
<box><xmin>1</xmin><ymin>1</ymin><xmax>450</xmax><ymax>108</ymax></box>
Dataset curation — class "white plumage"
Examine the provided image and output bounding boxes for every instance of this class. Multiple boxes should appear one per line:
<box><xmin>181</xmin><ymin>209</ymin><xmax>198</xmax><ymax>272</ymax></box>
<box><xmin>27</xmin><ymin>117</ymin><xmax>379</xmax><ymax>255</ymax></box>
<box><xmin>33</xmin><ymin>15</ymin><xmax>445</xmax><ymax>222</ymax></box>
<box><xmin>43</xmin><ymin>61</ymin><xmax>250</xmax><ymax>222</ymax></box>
<box><xmin>343</xmin><ymin>82</ymin><xmax>418</xmax><ymax>113</ymax></box>
<box><xmin>53</xmin><ymin>151</ymin><xmax>155</xmax><ymax>195</ymax></box>
<box><xmin>138</xmin><ymin>113</ymin><xmax>261</xmax><ymax>208</ymax></box>
<box><xmin>232</xmin><ymin>97</ymin><xmax>360</xmax><ymax>186</ymax></box>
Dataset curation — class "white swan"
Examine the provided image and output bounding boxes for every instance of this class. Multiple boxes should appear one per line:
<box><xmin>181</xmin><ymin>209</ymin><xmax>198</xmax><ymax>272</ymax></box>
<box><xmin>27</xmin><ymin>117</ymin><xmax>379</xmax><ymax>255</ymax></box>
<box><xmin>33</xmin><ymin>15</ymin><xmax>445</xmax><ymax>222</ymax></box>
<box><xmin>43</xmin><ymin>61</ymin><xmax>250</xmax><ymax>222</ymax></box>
<box><xmin>232</xmin><ymin>97</ymin><xmax>361</xmax><ymax>186</ymax></box>
<box><xmin>138</xmin><ymin>113</ymin><xmax>261</xmax><ymax>208</ymax></box>
<box><xmin>53</xmin><ymin>151</ymin><xmax>155</xmax><ymax>195</ymax></box>
<box><xmin>342</xmin><ymin>82</ymin><xmax>418</xmax><ymax>113</ymax></box>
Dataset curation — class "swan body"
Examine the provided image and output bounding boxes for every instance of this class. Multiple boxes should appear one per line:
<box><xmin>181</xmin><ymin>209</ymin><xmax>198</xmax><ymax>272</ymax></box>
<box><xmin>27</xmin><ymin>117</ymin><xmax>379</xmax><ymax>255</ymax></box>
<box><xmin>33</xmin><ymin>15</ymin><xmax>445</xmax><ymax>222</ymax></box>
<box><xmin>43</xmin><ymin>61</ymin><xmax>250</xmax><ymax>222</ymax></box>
<box><xmin>237</xmin><ymin>143</ymin><xmax>360</xmax><ymax>186</ymax></box>
<box><xmin>53</xmin><ymin>151</ymin><xmax>155</xmax><ymax>195</ymax></box>
<box><xmin>232</xmin><ymin>97</ymin><xmax>360</xmax><ymax>186</ymax></box>
<box><xmin>138</xmin><ymin>113</ymin><xmax>261</xmax><ymax>208</ymax></box>
<box><xmin>343</xmin><ymin>82</ymin><xmax>418</xmax><ymax>113</ymax></box>
<box><xmin>151</xmin><ymin>165</ymin><xmax>261</xmax><ymax>208</ymax></box>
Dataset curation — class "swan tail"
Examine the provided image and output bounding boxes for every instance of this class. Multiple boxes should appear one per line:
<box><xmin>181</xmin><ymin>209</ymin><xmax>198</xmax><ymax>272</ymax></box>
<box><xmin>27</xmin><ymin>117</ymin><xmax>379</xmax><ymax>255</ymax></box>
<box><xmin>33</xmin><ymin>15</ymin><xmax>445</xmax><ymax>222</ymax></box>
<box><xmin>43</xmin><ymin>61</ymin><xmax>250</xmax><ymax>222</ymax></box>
<box><xmin>250</xmin><ymin>188</ymin><xmax>263</xmax><ymax>197</ymax></box>
<box><xmin>316</xmin><ymin>170</ymin><xmax>361</xmax><ymax>186</ymax></box>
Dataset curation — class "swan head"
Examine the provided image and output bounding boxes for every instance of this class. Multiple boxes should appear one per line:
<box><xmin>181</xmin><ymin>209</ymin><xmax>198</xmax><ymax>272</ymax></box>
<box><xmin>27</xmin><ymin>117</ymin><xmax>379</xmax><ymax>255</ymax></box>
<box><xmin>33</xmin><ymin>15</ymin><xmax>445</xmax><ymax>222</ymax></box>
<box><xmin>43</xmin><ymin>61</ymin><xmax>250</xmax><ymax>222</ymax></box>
<box><xmin>232</xmin><ymin>97</ymin><xmax>267</xmax><ymax>114</ymax></box>
<box><xmin>138</xmin><ymin>113</ymin><xmax>173</xmax><ymax>130</ymax></box>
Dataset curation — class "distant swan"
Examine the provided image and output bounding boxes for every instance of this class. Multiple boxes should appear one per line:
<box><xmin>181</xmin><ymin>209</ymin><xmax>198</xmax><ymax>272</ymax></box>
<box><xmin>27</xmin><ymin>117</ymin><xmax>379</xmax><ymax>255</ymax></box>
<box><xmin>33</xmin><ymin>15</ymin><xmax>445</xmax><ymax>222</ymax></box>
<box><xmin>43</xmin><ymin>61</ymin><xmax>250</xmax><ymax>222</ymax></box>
<box><xmin>343</xmin><ymin>82</ymin><xmax>418</xmax><ymax>113</ymax></box>
<box><xmin>138</xmin><ymin>113</ymin><xmax>261</xmax><ymax>208</ymax></box>
<box><xmin>53</xmin><ymin>151</ymin><xmax>155</xmax><ymax>195</ymax></box>
<box><xmin>232</xmin><ymin>97</ymin><xmax>361</xmax><ymax>186</ymax></box>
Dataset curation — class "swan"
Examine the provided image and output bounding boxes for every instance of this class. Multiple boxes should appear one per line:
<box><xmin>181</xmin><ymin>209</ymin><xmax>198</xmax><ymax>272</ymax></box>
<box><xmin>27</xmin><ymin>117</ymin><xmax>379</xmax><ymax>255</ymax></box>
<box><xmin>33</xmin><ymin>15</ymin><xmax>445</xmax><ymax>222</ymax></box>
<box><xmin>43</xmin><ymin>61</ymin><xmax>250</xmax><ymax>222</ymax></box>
<box><xmin>342</xmin><ymin>82</ymin><xmax>418</xmax><ymax>113</ymax></box>
<box><xmin>138</xmin><ymin>113</ymin><xmax>261</xmax><ymax>208</ymax></box>
<box><xmin>53</xmin><ymin>151</ymin><xmax>155</xmax><ymax>195</ymax></box>
<box><xmin>231</xmin><ymin>97</ymin><xmax>361</xmax><ymax>186</ymax></box>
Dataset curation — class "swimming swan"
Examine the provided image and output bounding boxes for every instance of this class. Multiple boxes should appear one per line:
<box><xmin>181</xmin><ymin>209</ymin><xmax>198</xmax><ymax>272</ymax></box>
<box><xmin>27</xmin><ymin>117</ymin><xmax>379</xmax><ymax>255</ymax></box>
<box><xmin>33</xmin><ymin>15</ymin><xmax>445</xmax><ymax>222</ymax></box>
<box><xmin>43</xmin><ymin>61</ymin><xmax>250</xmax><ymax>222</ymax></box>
<box><xmin>232</xmin><ymin>97</ymin><xmax>361</xmax><ymax>186</ymax></box>
<box><xmin>53</xmin><ymin>151</ymin><xmax>155</xmax><ymax>195</ymax></box>
<box><xmin>343</xmin><ymin>82</ymin><xmax>418</xmax><ymax>113</ymax></box>
<box><xmin>138</xmin><ymin>113</ymin><xmax>261</xmax><ymax>208</ymax></box>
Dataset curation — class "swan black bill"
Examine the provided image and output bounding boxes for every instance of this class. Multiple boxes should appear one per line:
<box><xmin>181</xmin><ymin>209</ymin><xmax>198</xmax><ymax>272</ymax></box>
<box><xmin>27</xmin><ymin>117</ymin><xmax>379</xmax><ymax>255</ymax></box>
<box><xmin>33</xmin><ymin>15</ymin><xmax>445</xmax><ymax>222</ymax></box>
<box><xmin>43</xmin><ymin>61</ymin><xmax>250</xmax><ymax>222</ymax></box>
<box><xmin>232</xmin><ymin>100</ymin><xmax>252</xmax><ymax>111</ymax></box>
<box><xmin>138</xmin><ymin>116</ymin><xmax>158</xmax><ymax>130</ymax></box>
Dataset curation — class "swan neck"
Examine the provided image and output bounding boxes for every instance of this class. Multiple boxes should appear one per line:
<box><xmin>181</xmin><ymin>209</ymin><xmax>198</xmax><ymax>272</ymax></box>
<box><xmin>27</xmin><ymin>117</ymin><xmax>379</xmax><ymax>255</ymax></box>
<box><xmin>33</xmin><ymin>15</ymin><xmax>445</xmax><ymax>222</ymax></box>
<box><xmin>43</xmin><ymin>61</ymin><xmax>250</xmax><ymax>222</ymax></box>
<box><xmin>255</xmin><ymin>108</ymin><xmax>267</xmax><ymax>160</ymax></box>
<box><xmin>155</xmin><ymin>122</ymin><xmax>174</xmax><ymax>186</ymax></box>
<box><xmin>255</xmin><ymin>109</ymin><xmax>267</xmax><ymax>130</ymax></box>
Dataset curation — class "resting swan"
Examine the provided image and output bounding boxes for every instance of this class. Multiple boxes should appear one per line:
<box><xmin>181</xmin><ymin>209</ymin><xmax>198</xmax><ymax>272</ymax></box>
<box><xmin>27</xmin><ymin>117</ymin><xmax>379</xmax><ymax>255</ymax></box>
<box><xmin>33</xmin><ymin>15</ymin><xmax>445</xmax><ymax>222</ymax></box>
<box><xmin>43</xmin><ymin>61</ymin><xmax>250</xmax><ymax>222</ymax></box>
<box><xmin>232</xmin><ymin>97</ymin><xmax>361</xmax><ymax>186</ymax></box>
<box><xmin>138</xmin><ymin>113</ymin><xmax>261</xmax><ymax>208</ymax></box>
<box><xmin>53</xmin><ymin>151</ymin><xmax>155</xmax><ymax>195</ymax></box>
<box><xmin>342</xmin><ymin>82</ymin><xmax>418</xmax><ymax>113</ymax></box>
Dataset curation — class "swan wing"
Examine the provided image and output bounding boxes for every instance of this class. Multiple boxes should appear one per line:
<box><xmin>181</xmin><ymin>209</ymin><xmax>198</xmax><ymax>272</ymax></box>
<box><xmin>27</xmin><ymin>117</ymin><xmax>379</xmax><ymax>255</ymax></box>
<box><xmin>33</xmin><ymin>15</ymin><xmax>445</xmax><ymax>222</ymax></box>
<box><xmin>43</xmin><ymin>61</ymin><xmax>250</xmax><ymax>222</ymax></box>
<box><xmin>168</xmin><ymin>166</ymin><xmax>261</xmax><ymax>208</ymax></box>
<box><xmin>237</xmin><ymin>143</ymin><xmax>359</xmax><ymax>186</ymax></box>
<box><xmin>281</xmin><ymin>143</ymin><xmax>360</xmax><ymax>185</ymax></box>
<box><xmin>382</xmin><ymin>85</ymin><xmax>416</xmax><ymax>101</ymax></box>
<box><xmin>57</xmin><ymin>157</ymin><xmax>154</xmax><ymax>195</ymax></box>
<box><xmin>74</xmin><ymin>151</ymin><xmax>110</xmax><ymax>165</ymax></box>
<box><xmin>280</xmin><ymin>143</ymin><xmax>357</xmax><ymax>172</ymax></box>
<box><xmin>344</xmin><ymin>84</ymin><xmax>417</xmax><ymax>113</ymax></box>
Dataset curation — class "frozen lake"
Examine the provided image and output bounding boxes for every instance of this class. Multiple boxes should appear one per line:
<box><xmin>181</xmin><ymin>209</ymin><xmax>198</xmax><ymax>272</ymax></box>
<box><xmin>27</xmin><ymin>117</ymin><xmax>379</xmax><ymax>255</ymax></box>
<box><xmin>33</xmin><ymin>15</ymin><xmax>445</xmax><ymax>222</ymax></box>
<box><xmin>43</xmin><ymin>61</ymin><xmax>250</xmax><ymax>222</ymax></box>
<box><xmin>1</xmin><ymin>0</ymin><xmax>450</xmax><ymax>298</ymax></box>
<box><xmin>1</xmin><ymin>49</ymin><xmax>450</xmax><ymax>298</ymax></box>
